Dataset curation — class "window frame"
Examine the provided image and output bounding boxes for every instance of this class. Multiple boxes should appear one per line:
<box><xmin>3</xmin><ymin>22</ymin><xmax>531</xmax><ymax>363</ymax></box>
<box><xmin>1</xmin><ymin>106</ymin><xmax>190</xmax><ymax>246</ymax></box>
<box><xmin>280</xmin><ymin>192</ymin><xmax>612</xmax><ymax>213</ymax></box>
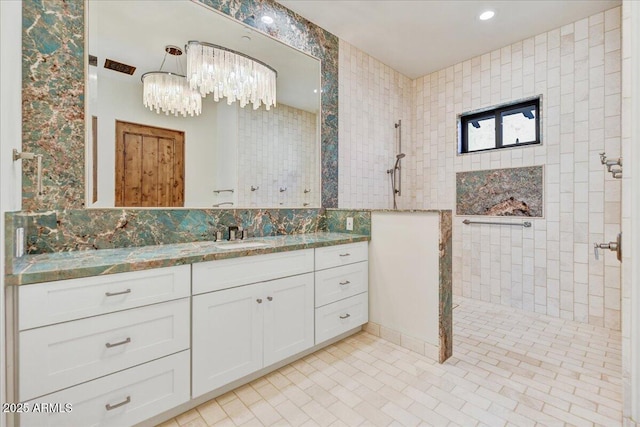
<box><xmin>459</xmin><ymin>97</ymin><xmax>541</xmax><ymax>154</ymax></box>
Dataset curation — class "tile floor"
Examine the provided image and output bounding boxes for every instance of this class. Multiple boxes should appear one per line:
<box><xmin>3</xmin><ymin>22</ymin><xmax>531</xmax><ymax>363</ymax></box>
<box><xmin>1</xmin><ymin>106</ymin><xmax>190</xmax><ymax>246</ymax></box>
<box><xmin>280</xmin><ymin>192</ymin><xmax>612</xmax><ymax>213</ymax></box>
<box><xmin>159</xmin><ymin>296</ymin><xmax>622</xmax><ymax>426</ymax></box>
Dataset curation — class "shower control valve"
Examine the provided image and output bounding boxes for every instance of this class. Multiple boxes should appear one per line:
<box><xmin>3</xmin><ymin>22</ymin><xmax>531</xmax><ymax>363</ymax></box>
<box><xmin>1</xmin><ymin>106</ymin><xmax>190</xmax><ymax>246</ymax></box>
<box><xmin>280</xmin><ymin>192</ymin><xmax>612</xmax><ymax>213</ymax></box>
<box><xmin>593</xmin><ymin>233</ymin><xmax>622</xmax><ymax>262</ymax></box>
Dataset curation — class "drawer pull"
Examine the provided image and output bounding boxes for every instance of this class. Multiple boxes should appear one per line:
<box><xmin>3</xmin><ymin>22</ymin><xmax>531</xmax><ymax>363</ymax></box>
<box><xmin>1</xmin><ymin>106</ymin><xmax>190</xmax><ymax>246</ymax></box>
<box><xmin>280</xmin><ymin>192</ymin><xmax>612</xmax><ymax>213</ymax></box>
<box><xmin>339</xmin><ymin>253</ymin><xmax>351</xmax><ymax>257</ymax></box>
<box><xmin>257</xmin><ymin>298</ymin><xmax>263</xmax><ymax>304</ymax></box>
<box><xmin>339</xmin><ymin>313</ymin><xmax>351</xmax><ymax>319</ymax></box>
<box><xmin>267</xmin><ymin>296</ymin><xmax>273</xmax><ymax>301</ymax></box>
<box><xmin>105</xmin><ymin>289</ymin><xmax>131</xmax><ymax>297</ymax></box>
<box><xmin>339</xmin><ymin>280</ymin><xmax>351</xmax><ymax>286</ymax></box>
<box><xmin>105</xmin><ymin>395</ymin><xmax>131</xmax><ymax>411</ymax></box>
<box><xmin>105</xmin><ymin>337</ymin><xmax>131</xmax><ymax>348</ymax></box>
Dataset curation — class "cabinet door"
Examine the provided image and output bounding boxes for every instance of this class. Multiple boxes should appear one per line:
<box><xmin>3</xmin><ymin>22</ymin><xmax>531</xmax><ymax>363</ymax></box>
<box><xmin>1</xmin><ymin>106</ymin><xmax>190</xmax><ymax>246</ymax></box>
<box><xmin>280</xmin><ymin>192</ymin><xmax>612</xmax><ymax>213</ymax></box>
<box><xmin>263</xmin><ymin>273</ymin><xmax>314</xmax><ymax>367</ymax></box>
<box><xmin>192</xmin><ymin>284</ymin><xmax>263</xmax><ymax>398</ymax></box>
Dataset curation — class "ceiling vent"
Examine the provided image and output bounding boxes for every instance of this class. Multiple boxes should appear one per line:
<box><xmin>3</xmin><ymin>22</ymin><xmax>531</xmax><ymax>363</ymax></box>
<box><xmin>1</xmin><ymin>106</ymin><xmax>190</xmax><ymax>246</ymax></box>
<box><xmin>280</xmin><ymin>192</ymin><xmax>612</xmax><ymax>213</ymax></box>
<box><xmin>104</xmin><ymin>58</ymin><xmax>136</xmax><ymax>75</ymax></box>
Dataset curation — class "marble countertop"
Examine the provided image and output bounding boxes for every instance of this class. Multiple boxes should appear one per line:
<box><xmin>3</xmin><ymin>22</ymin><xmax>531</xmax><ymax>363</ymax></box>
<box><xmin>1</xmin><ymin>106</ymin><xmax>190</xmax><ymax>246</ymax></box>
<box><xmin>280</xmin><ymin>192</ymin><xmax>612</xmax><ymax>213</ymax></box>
<box><xmin>7</xmin><ymin>232</ymin><xmax>369</xmax><ymax>286</ymax></box>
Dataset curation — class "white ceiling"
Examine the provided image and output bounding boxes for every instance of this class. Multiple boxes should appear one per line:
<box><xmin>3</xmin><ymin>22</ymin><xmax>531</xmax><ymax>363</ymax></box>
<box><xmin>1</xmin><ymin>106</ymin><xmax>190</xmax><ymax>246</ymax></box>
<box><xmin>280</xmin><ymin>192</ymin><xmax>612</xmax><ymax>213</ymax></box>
<box><xmin>277</xmin><ymin>0</ymin><xmax>621</xmax><ymax>78</ymax></box>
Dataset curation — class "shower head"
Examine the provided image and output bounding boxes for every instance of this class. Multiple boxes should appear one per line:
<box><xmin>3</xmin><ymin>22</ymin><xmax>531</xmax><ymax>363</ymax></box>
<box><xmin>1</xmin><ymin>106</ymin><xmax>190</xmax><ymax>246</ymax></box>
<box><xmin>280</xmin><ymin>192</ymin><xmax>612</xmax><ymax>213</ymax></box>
<box><xmin>396</xmin><ymin>153</ymin><xmax>406</xmax><ymax>159</ymax></box>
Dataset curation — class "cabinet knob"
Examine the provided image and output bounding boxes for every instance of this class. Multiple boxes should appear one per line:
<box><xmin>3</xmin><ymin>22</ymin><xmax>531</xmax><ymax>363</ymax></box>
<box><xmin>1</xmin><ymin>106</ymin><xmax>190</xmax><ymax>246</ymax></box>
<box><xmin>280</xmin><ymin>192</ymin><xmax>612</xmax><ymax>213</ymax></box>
<box><xmin>339</xmin><ymin>313</ymin><xmax>351</xmax><ymax>319</ymax></box>
<box><xmin>267</xmin><ymin>296</ymin><xmax>273</xmax><ymax>301</ymax></box>
<box><xmin>256</xmin><ymin>298</ymin><xmax>263</xmax><ymax>304</ymax></box>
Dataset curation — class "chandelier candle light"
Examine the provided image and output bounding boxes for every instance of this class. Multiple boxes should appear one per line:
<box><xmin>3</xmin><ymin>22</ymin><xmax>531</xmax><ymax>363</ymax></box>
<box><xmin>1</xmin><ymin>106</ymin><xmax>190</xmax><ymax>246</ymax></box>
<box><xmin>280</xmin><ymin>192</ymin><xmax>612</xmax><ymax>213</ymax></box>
<box><xmin>141</xmin><ymin>45</ymin><xmax>202</xmax><ymax>117</ymax></box>
<box><xmin>186</xmin><ymin>41</ymin><xmax>277</xmax><ymax>110</ymax></box>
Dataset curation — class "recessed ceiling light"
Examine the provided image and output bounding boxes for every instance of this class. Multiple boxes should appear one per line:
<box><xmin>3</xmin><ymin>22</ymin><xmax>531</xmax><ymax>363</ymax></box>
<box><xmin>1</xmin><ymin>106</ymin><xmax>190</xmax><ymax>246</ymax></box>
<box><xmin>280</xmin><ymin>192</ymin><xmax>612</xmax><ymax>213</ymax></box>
<box><xmin>313</xmin><ymin>89</ymin><xmax>318</xmax><ymax>93</ymax></box>
<box><xmin>261</xmin><ymin>15</ymin><xmax>274</xmax><ymax>25</ymax></box>
<box><xmin>479</xmin><ymin>10</ymin><xmax>495</xmax><ymax>21</ymax></box>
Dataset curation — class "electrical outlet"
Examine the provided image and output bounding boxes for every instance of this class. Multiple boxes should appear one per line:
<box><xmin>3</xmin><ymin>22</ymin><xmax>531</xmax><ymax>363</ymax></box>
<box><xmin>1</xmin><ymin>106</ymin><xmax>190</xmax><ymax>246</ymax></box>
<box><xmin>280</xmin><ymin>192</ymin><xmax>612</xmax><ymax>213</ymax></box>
<box><xmin>346</xmin><ymin>217</ymin><xmax>354</xmax><ymax>231</ymax></box>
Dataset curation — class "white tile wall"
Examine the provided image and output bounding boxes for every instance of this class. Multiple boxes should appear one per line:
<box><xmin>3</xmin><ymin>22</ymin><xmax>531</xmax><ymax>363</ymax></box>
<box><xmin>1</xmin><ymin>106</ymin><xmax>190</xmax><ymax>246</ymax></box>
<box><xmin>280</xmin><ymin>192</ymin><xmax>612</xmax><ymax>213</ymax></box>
<box><xmin>236</xmin><ymin>103</ymin><xmax>319</xmax><ymax>207</ymax></box>
<box><xmin>338</xmin><ymin>40</ymin><xmax>413</xmax><ymax>209</ymax></box>
<box><xmin>413</xmin><ymin>7</ymin><xmax>622</xmax><ymax>329</ymax></box>
<box><xmin>621</xmin><ymin>1</ymin><xmax>637</xmax><ymax>424</ymax></box>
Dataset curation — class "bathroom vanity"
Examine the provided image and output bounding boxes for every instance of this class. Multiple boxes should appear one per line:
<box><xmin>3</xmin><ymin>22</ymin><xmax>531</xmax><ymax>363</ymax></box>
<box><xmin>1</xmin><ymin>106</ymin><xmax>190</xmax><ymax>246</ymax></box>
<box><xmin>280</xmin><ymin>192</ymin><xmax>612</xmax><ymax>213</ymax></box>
<box><xmin>6</xmin><ymin>235</ymin><xmax>369</xmax><ymax>427</ymax></box>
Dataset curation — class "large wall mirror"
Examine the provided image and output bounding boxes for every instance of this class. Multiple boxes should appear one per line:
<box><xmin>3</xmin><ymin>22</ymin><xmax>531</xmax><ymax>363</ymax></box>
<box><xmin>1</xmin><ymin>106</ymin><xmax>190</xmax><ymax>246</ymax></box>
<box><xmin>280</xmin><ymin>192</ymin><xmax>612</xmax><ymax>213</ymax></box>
<box><xmin>87</xmin><ymin>0</ymin><xmax>321</xmax><ymax>209</ymax></box>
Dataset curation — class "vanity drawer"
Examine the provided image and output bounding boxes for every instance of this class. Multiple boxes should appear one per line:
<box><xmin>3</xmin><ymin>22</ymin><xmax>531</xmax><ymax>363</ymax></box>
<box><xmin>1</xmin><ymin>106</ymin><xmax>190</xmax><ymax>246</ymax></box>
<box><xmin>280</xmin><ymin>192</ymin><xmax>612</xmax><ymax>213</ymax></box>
<box><xmin>19</xmin><ymin>298</ymin><xmax>190</xmax><ymax>401</ymax></box>
<box><xmin>315</xmin><ymin>292</ymin><xmax>368</xmax><ymax>344</ymax></box>
<box><xmin>21</xmin><ymin>351</ymin><xmax>190</xmax><ymax>427</ymax></box>
<box><xmin>315</xmin><ymin>261</ymin><xmax>368</xmax><ymax>307</ymax></box>
<box><xmin>19</xmin><ymin>265</ymin><xmax>190</xmax><ymax>330</ymax></box>
<box><xmin>315</xmin><ymin>241</ymin><xmax>368</xmax><ymax>270</ymax></box>
<box><xmin>192</xmin><ymin>249</ymin><xmax>314</xmax><ymax>295</ymax></box>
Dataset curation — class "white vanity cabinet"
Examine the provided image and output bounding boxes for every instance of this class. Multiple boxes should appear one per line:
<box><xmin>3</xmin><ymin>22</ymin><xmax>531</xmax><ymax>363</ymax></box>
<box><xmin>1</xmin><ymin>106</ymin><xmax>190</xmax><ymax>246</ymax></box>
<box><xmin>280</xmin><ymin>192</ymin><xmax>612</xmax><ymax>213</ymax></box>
<box><xmin>191</xmin><ymin>251</ymin><xmax>314</xmax><ymax>397</ymax></box>
<box><xmin>314</xmin><ymin>241</ymin><xmax>369</xmax><ymax>344</ymax></box>
<box><xmin>11</xmin><ymin>240</ymin><xmax>369</xmax><ymax>427</ymax></box>
<box><xmin>15</xmin><ymin>265</ymin><xmax>191</xmax><ymax>427</ymax></box>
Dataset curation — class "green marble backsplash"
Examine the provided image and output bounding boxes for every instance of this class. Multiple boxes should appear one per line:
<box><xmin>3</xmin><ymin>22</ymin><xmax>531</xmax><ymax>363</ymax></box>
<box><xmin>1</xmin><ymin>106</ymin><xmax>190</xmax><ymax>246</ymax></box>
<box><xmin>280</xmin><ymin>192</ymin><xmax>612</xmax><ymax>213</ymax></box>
<box><xmin>5</xmin><ymin>208</ymin><xmax>372</xmax><ymax>255</ymax></box>
<box><xmin>324</xmin><ymin>209</ymin><xmax>371</xmax><ymax>235</ymax></box>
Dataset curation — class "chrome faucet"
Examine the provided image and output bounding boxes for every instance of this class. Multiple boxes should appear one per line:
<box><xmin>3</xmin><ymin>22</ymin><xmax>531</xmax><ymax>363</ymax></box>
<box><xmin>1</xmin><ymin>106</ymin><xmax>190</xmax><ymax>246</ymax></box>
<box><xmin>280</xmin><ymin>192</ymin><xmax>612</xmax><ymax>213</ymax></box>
<box><xmin>212</xmin><ymin>202</ymin><xmax>234</xmax><ymax>207</ymax></box>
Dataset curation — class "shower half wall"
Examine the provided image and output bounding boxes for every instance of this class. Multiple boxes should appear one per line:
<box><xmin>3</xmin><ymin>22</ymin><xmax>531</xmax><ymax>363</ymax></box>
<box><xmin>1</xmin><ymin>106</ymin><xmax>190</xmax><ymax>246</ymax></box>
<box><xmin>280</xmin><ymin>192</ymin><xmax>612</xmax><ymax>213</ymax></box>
<box><xmin>366</xmin><ymin>210</ymin><xmax>452</xmax><ymax>362</ymax></box>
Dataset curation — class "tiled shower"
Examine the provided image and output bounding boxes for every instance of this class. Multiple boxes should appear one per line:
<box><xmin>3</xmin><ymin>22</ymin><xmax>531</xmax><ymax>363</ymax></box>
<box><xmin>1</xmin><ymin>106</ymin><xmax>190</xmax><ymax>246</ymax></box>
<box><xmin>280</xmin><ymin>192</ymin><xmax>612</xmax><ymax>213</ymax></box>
<box><xmin>339</xmin><ymin>7</ymin><xmax>623</xmax><ymax>330</ymax></box>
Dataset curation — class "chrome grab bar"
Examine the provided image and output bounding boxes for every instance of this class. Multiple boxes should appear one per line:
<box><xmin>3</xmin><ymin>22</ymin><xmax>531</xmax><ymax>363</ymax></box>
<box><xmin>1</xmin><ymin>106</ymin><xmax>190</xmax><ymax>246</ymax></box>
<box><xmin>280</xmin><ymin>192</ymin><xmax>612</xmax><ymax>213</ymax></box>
<box><xmin>462</xmin><ymin>219</ymin><xmax>531</xmax><ymax>228</ymax></box>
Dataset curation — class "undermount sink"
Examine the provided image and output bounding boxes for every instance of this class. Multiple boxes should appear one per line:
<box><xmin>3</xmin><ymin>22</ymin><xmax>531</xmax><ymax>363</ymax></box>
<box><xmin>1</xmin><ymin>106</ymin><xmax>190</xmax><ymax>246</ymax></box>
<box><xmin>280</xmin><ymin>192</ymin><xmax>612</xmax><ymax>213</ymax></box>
<box><xmin>214</xmin><ymin>241</ymin><xmax>270</xmax><ymax>250</ymax></box>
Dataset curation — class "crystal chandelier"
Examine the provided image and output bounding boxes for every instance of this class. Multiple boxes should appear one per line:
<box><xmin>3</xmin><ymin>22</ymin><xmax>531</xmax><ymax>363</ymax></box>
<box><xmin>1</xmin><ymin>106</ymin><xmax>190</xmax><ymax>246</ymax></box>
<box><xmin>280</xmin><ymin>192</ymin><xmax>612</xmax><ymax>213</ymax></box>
<box><xmin>186</xmin><ymin>41</ymin><xmax>277</xmax><ymax>110</ymax></box>
<box><xmin>141</xmin><ymin>46</ymin><xmax>202</xmax><ymax>117</ymax></box>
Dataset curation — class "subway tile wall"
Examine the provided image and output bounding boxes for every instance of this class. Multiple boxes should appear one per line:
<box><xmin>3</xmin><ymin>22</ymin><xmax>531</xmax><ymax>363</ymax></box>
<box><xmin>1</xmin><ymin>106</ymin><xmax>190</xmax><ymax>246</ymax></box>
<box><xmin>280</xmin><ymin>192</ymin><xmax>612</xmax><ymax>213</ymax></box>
<box><xmin>237</xmin><ymin>104</ymin><xmax>319</xmax><ymax>207</ymax></box>
<box><xmin>338</xmin><ymin>40</ymin><xmax>414</xmax><ymax>209</ymax></box>
<box><xmin>620</xmin><ymin>1</ymin><xmax>635</xmax><ymax>424</ymax></box>
<box><xmin>413</xmin><ymin>7</ymin><xmax>622</xmax><ymax>329</ymax></box>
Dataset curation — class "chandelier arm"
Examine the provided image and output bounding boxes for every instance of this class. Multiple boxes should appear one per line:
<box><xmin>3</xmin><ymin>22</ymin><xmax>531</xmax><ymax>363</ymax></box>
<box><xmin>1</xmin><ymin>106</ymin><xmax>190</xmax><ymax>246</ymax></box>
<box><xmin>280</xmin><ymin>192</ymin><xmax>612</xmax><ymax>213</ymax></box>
<box><xmin>158</xmin><ymin>51</ymin><xmax>169</xmax><ymax>72</ymax></box>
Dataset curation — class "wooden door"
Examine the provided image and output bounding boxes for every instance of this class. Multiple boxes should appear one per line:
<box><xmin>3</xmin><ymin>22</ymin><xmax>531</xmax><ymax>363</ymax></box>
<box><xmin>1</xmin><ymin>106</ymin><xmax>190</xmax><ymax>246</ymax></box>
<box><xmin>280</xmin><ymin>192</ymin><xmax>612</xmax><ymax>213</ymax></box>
<box><xmin>115</xmin><ymin>121</ymin><xmax>184</xmax><ymax>207</ymax></box>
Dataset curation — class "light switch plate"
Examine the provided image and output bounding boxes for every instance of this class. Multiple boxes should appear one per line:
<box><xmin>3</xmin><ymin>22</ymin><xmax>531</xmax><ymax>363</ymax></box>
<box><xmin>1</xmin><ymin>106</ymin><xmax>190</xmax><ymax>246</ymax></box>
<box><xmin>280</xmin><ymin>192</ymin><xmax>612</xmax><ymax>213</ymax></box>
<box><xmin>346</xmin><ymin>217</ymin><xmax>354</xmax><ymax>231</ymax></box>
<box><xmin>15</xmin><ymin>227</ymin><xmax>24</xmax><ymax>257</ymax></box>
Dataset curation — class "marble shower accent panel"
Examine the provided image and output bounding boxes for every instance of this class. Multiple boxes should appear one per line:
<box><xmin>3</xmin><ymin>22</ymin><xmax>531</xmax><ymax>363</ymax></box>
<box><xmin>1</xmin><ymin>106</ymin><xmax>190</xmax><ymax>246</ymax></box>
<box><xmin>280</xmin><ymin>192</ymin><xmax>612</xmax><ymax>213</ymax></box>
<box><xmin>13</xmin><ymin>208</ymin><xmax>323</xmax><ymax>254</ymax></box>
<box><xmin>21</xmin><ymin>0</ymin><xmax>339</xmax><ymax>211</ymax></box>
<box><xmin>439</xmin><ymin>210</ymin><xmax>453</xmax><ymax>362</ymax></box>
<box><xmin>456</xmin><ymin>166</ymin><xmax>544</xmax><ymax>217</ymax></box>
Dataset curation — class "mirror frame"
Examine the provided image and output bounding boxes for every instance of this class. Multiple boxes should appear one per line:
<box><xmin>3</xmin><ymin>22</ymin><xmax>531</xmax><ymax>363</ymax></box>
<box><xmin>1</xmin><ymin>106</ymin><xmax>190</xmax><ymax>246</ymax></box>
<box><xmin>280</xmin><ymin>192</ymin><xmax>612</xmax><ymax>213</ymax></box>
<box><xmin>21</xmin><ymin>0</ymin><xmax>339</xmax><ymax>212</ymax></box>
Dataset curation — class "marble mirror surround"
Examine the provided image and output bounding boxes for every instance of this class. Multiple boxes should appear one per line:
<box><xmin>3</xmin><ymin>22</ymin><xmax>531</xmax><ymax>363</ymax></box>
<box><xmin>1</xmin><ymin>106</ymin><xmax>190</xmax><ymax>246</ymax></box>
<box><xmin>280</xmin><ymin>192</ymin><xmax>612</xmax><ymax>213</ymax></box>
<box><xmin>21</xmin><ymin>0</ymin><xmax>338</xmax><ymax>212</ymax></box>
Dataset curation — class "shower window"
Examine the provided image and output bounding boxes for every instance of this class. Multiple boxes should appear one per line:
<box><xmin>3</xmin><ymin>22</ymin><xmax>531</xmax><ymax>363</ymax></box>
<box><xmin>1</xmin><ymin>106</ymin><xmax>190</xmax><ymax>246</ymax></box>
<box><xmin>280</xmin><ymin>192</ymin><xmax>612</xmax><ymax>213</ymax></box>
<box><xmin>459</xmin><ymin>97</ymin><xmax>540</xmax><ymax>154</ymax></box>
